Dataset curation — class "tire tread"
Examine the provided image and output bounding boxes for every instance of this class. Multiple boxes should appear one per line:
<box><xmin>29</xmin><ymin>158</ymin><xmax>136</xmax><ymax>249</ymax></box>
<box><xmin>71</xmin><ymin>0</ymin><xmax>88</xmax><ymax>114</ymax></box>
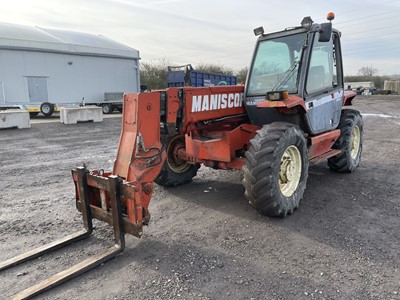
<box><xmin>242</xmin><ymin>122</ymin><xmax>309</xmax><ymax>217</ymax></box>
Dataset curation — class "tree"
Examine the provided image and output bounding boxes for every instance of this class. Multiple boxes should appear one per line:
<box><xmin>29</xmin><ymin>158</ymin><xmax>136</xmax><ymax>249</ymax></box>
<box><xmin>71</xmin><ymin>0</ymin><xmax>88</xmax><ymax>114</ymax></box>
<box><xmin>140</xmin><ymin>59</ymin><xmax>250</xmax><ymax>89</ymax></box>
<box><xmin>235</xmin><ymin>67</ymin><xmax>248</xmax><ymax>84</ymax></box>
<box><xmin>358</xmin><ymin>66</ymin><xmax>378</xmax><ymax>77</ymax></box>
<box><xmin>194</xmin><ymin>63</ymin><xmax>234</xmax><ymax>75</ymax></box>
<box><xmin>140</xmin><ymin>58</ymin><xmax>170</xmax><ymax>90</ymax></box>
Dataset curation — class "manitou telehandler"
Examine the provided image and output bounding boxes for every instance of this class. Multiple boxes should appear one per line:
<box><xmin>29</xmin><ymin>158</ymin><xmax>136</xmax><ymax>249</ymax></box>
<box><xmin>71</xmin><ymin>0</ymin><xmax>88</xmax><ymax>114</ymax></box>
<box><xmin>1</xmin><ymin>13</ymin><xmax>363</xmax><ymax>299</ymax></box>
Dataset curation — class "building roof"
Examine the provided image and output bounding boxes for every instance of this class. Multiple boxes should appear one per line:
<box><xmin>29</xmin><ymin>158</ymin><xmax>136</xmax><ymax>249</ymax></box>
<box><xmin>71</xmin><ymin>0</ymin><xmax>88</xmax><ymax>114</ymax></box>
<box><xmin>0</xmin><ymin>22</ymin><xmax>139</xmax><ymax>59</ymax></box>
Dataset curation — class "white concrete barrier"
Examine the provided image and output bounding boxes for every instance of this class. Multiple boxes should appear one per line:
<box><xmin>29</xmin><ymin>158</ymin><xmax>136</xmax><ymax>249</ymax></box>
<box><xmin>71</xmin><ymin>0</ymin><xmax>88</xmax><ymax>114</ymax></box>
<box><xmin>60</xmin><ymin>106</ymin><xmax>103</xmax><ymax>124</ymax></box>
<box><xmin>0</xmin><ymin>109</ymin><xmax>31</xmax><ymax>129</ymax></box>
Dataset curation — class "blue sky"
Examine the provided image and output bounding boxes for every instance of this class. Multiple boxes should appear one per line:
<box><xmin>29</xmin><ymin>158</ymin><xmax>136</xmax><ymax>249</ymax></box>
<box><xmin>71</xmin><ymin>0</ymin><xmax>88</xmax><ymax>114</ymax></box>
<box><xmin>2</xmin><ymin>0</ymin><xmax>399</xmax><ymax>75</ymax></box>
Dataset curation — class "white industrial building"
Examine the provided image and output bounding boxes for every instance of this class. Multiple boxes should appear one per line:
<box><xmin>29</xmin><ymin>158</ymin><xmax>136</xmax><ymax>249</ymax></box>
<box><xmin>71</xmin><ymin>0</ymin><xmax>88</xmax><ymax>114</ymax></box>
<box><xmin>0</xmin><ymin>22</ymin><xmax>140</xmax><ymax>115</ymax></box>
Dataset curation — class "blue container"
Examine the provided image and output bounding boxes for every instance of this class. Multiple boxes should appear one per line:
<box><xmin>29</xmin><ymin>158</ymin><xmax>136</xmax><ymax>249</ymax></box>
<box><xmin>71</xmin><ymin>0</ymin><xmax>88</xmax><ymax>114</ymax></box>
<box><xmin>167</xmin><ymin>66</ymin><xmax>237</xmax><ymax>87</ymax></box>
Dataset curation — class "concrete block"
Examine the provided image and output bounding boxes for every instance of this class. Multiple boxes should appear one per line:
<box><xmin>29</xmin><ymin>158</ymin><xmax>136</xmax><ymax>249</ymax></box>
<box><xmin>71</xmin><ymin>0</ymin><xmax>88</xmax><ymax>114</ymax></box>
<box><xmin>60</xmin><ymin>106</ymin><xmax>103</xmax><ymax>124</ymax></box>
<box><xmin>0</xmin><ymin>109</ymin><xmax>31</xmax><ymax>129</ymax></box>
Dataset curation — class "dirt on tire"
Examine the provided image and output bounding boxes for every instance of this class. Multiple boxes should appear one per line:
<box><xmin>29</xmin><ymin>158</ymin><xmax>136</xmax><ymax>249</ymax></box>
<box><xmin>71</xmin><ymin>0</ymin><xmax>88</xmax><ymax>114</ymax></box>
<box><xmin>0</xmin><ymin>96</ymin><xmax>399</xmax><ymax>299</ymax></box>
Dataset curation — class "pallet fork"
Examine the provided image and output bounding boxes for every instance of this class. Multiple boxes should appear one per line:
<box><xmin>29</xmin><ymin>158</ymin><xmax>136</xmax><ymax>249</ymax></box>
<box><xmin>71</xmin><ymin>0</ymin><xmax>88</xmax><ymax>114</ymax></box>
<box><xmin>0</xmin><ymin>168</ymin><xmax>128</xmax><ymax>299</ymax></box>
<box><xmin>0</xmin><ymin>92</ymin><xmax>165</xmax><ymax>299</ymax></box>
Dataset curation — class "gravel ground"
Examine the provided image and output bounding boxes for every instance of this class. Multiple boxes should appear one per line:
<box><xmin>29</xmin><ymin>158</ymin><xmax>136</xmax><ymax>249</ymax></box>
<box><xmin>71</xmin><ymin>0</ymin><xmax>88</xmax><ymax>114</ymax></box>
<box><xmin>0</xmin><ymin>96</ymin><xmax>399</xmax><ymax>300</ymax></box>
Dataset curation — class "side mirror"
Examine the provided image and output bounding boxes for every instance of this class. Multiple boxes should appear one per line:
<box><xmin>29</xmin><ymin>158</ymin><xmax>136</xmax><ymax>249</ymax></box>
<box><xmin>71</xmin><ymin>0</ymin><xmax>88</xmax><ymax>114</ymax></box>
<box><xmin>318</xmin><ymin>22</ymin><xmax>332</xmax><ymax>42</ymax></box>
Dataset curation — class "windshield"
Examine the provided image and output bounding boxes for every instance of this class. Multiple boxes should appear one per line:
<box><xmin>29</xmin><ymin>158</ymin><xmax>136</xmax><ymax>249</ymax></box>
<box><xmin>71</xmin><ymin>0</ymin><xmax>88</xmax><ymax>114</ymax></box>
<box><xmin>247</xmin><ymin>33</ymin><xmax>307</xmax><ymax>97</ymax></box>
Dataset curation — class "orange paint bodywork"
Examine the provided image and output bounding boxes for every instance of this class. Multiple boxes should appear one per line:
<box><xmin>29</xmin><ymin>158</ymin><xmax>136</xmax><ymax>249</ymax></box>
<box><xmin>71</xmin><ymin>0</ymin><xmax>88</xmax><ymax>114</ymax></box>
<box><xmin>113</xmin><ymin>93</ymin><xmax>165</xmax><ymax>182</ymax></box>
<box><xmin>309</xmin><ymin>129</ymin><xmax>341</xmax><ymax>162</ymax></box>
<box><xmin>73</xmin><ymin>93</ymin><xmax>166</xmax><ymax>230</ymax></box>
<box><xmin>256</xmin><ymin>95</ymin><xmax>307</xmax><ymax>113</ymax></box>
<box><xmin>176</xmin><ymin>86</ymin><xmax>258</xmax><ymax>169</ymax></box>
<box><xmin>182</xmin><ymin>85</ymin><xmax>246</xmax><ymax>124</ymax></box>
<box><xmin>185</xmin><ymin>123</ymin><xmax>260</xmax><ymax>167</ymax></box>
<box><xmin>343</xmin><ymin>90</ymin><xmax>356</xmax><ymax>106</ymax></box>
<box><xmin>112</xmin><ymin>93</ymin><xmax>166</xmax><ymax>223</ymax></box>
<box><xmin>72</xmin><ymin>85</ymin><xmax>347</xmax><ymax>235</ymax></box>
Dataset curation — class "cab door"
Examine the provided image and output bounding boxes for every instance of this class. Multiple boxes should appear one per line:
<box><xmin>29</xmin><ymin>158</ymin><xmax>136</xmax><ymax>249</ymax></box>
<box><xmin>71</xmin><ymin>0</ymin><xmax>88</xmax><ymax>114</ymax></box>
<box><xmin>304</xmin><ymin>32</ymin><xmax>343</xmax><ymax>135</ymax></box>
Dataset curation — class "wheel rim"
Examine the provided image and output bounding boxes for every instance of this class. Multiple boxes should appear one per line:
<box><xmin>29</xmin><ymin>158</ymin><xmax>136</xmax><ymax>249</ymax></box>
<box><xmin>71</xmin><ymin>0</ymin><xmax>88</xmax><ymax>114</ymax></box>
<box><xmin>103</xmin><ymin>105</ymin><xmax>110</xmax><ymax>113</ymax></box>
<box><xmin>279</xmin><ymin>145</ymin><xmax>302</xmax><ymax>197</ymax></box>
<box><xmin>42</xmin><ymin>105</ymin><xmax>50</xmax><ymax>114</ymax></box>
<box><xmin>166</xmin><ymin>137</ymin><xmax>191</xmax><ymax>173</ymax></box>
<box><xmin>350</xmin><ymin>125</ymin><xmax>361</xmax><ymax>160</ymax></box>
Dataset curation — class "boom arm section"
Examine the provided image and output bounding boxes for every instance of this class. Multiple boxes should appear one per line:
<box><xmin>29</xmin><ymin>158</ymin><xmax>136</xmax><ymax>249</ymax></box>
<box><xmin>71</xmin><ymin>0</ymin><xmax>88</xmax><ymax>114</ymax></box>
<box><xmin>72</xmin><ymin>92</ymin><xmax>166</xmax><ymax>237</ymax></box>
<box><xmin>113</xmin><ymin>93</ymin><xmax>165</xmax><ymax>181</ymax></box>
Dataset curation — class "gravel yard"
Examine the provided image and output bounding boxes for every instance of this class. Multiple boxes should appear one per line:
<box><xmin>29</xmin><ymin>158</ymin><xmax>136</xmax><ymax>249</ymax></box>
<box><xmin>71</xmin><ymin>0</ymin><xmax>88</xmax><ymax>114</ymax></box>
<box><xmin>0</xmin><ymin>96</ymin><xmax>399</xmax><ymax>300</ymax></box>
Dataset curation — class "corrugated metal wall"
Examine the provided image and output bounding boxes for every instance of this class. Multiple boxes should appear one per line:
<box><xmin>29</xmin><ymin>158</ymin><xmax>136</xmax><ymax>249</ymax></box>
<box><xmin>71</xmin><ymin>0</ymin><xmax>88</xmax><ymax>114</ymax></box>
<box><xmin>0</xmin><ymin>49</ymin><xmax>138</xmax><ymax>104</ymax></box>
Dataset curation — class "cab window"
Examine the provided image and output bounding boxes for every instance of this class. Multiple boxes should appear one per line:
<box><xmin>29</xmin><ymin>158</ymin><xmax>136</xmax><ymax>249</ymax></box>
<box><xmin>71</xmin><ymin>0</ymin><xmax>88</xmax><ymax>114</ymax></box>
<box><xmin>306</xmin><ymin>33</ymin><xmax>335</xmax><ymax>94</ymax></box>
<box><xmin>247</xmin><ymin>33</ymin><xmax>306</xmax><ymax>96</ymax></box>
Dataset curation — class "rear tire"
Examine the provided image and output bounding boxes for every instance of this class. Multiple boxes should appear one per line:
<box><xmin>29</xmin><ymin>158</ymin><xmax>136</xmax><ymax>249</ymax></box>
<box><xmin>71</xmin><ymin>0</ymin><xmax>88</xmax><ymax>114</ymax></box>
<box><xmin>328</xmin><ymin>109</ymin><xmax>363</xmax><ymax>172</ymax></box>
<box><xmin>242</xmin><ymin>123</ymin><xmax>309</xmax><ymax>217</ymax></box>
<box><xmin>40</xmin><ymin>102</ymin><xmax>54</xmax><ymax>117</ymax></box>
<box><xmin>155</xmin><ymin>135</ymin><xmax>200</xmax><ymax>187</ymax></box>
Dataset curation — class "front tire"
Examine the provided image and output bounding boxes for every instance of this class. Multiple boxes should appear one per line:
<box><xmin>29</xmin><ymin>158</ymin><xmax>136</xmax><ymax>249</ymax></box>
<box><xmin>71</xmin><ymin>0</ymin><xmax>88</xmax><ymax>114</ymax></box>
<box><xmin>242</xmin><ymin>123</ymin><xmax>309</xmax><ymax>217</ymax></box>
<box><xmin>328</xmin><ymin>109</ymin><xmax>363</xmax><ymax>172</ymax></box>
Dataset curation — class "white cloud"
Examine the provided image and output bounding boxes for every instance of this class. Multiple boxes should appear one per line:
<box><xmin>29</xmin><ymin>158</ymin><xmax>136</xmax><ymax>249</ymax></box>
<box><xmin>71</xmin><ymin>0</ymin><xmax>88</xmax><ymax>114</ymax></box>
<box><xmin>0</xmin><ymin>0</ymin><xmax>399</xmax><ymax>74</ymax></box>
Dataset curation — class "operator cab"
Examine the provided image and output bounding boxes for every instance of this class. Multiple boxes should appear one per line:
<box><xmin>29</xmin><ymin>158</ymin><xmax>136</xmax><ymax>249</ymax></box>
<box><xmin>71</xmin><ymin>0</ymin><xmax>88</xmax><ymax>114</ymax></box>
<box><xmin>244</xmin><ymin>13</ymin><xmax>344</xmax><ymax>135</ymax></box>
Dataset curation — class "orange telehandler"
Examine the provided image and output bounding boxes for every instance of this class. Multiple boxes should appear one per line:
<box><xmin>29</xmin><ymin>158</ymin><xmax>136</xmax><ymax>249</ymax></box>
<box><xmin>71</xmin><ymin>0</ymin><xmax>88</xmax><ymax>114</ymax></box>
<box><xmin>1</xmin><ymin>13</ymin><xmax>363</xmax><ymax>299</ymax></box>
